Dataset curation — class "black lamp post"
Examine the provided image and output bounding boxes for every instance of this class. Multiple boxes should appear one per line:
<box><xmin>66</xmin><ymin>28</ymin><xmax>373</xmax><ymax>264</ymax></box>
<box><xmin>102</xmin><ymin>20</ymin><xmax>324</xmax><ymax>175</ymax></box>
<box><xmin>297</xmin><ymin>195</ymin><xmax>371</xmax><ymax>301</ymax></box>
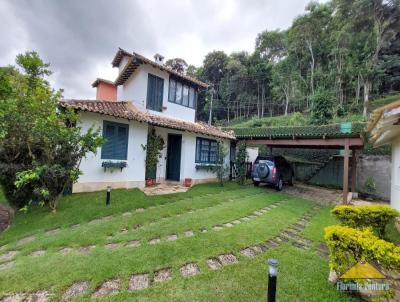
<box><xmin>267</xmin><ymin>258</ymin><xmax>279</xmax><ymax>302</ymax></box>
<box><xmin>106</xmin><ymin>186</ymin><xmax>111</xmax><ymax>206</ymax></box>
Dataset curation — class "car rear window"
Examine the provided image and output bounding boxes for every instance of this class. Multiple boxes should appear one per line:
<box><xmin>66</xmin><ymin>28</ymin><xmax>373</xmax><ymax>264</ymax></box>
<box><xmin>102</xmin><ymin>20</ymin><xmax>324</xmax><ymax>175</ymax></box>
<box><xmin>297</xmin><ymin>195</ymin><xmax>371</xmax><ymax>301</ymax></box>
<box><xmin>255</xmin><ymin>156</ymin><xmax>274</xmax><ymax>164</ymax></box>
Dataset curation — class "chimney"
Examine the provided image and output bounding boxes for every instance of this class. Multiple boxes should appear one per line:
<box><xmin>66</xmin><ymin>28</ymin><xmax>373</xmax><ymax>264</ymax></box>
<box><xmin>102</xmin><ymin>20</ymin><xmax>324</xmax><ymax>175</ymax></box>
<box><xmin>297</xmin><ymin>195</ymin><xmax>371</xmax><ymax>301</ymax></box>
<box><xmin>154</xmin><ymin>53</ymin><xmax>164</xmax><ymax>65</ymax></box>
<box><xmin>92</xmin><ymin>78</ymin><xmax>117</xmax><ymax>101</ymax></box>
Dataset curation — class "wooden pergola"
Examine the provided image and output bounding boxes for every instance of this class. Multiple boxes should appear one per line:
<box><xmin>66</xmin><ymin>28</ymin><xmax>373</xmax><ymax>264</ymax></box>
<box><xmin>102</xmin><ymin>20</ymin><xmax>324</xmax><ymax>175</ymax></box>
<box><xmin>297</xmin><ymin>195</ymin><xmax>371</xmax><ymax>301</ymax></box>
<box><xmin>232</xmin><ymin>123</ymin><xmax>366</xmax><ymax>204</ymax></box>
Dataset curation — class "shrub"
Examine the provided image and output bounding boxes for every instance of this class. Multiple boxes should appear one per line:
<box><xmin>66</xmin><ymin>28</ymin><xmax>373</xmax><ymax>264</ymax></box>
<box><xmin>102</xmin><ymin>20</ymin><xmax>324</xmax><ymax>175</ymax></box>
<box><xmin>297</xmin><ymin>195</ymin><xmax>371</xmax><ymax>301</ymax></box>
<box><xmin>236</xmin><ymin>142</ymin><xmax>247</xmax><ymax>185</ymax></box>
<box><xmin>331</xmin><ymin>205</ymin><xmax>399</xmax><ymax>238</ymax></box>
<box><xmin>324</xmin><ymin>225</ymin><xmax>400</xmax><ymax>274</ymax></box>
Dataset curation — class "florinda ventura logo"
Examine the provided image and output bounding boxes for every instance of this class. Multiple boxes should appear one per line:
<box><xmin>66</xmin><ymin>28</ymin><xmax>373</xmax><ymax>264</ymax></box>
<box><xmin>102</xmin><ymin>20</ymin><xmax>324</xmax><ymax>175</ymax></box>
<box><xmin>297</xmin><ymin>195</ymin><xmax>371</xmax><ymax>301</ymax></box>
<box><xmin>337</xmin><ymin>262</ymin><xmax>390</xmax><ymax>292</ymax></box>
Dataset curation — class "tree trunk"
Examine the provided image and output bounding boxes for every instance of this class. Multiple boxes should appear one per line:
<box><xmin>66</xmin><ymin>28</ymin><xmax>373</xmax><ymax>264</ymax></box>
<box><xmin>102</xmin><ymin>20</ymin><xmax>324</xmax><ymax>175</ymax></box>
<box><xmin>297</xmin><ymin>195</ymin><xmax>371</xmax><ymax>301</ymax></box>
<box><xmin>257</xmin><ymin>82</ymin><xmax>260</xmax><ymax>118</ymax></box>
<box><xmin>355</xmin><ymin>73</ymin><xmax>361</xmax><ymax>105</ymax></box>
<box><xmin>307</xmin><ymin>40</ymin><xmax>315</xmax><ymax>96</ymax></box>
<box><xmin>261</xmin><ymin>85</ymin><xmax>265</xmax><ymax>117</ymax></box>
<box><xmin>363</xmin><ymin>80</ymin><xmax>371</xmax><ymax>117</ymax></box>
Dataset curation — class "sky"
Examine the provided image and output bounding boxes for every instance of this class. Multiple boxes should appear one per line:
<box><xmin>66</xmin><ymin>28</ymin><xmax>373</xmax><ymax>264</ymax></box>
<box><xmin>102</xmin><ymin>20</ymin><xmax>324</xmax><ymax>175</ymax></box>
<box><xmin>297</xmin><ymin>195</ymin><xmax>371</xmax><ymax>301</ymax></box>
<box><xmin>0</xmin><ymin>0</ymin><xmax>323</xmax><ymax>99</ymax></box>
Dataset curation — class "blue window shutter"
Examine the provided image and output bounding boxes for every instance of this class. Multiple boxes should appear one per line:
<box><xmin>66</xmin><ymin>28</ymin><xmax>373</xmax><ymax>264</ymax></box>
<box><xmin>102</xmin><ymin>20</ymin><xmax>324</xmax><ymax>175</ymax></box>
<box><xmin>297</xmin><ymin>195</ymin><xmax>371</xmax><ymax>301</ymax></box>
<box><xmin>147</xmin><ymin>74</ymin><xmax>164</xmax><ymax>112</ymax></box>
<box><xmin>101</xmin><ymin>121</ymin><xmax>129</xmax><ymax>160</ymax></box>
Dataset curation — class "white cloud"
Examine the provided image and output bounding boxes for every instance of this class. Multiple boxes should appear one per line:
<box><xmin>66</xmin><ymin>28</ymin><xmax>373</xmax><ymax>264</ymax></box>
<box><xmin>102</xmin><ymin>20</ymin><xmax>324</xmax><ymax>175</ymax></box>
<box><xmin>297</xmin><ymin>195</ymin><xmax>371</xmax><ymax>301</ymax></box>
<box><xmin>0</xmin><ymin>0</ymin><xmax>323</xmax><ymax>98</ymax></box>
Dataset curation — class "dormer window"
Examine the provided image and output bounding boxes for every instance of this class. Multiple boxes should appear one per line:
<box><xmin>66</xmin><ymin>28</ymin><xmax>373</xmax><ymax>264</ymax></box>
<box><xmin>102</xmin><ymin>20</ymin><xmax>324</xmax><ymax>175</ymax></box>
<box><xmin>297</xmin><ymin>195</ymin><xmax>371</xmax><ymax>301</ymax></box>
<box><xmin>168</xmin><ymin>78</ymin><xmax>197</xmax><ymax>109</ymax></box>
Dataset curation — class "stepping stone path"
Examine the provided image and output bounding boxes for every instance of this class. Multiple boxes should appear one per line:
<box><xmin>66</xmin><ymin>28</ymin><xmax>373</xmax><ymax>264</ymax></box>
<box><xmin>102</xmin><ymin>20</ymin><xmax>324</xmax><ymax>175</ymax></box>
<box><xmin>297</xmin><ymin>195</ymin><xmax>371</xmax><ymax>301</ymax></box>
<box><xmin>149</xmin><ymin>238</ymin><xmax>161</xmax><ymax>245</ymax></box>
<box><xmin>128</xmin><ymin>274</ymin><xmax>149</xmax><ymax>291</ymax></box>
<box><xmin>92</xmin><ymin>279</ymin><xmax>120</xmax><ymax>298</ymax></box>
<box><xmin>240</xmin><ymin>247</ymin><xmax>256</xmax><ymax>258</ymax></box>
<box><xmin>184</xmin><ymin>230</ymin><xmax>194</xmax><ymax>237</ymax></box>
<box><xmin>241</xmin><ymin>217</ymin><xmax>250</xmax><ymax>221</ymax></box>
<box><xmin>180</xmin><ymin>263</ymin><xmax>200</xmax><ymax>277</ymax></box>
<box><xmin>154</xmin><ymin>268</ymin><xmax>172</xmax><ymax>283</ymax></box>
<box><xmin>45</xmin><ymin>228</ymin><xmax>61</xmax><ymax>235</ymax></box>
<box><xmin>29</xmin><ymin>250</ymin><xmax>45</xmax><ymax>257</ymax></box>
<box><xmin>1</xmin><ymin>290</ymin><xmax>50</xmax><ymax>302</ymax></box>
<box><xmin>62</xmin><ymin>281</ymin><xmax>90</xmax><ymax>300</ymax></box>
<box><xmin>223</xmin><ymin>223</ymin><xmax>233</xmax><ymax>228</ymax></box>
<box><xmin>200</xmin><ymin>228</ymin><xmax>208</xmax><ymax>233</ymax></box>
<box><xmin>218</xmin><ymin>254</ymin><xmax>238</xmax><ymax>266</ymax></box>
<box><xmin>206</xmin><ymin>258</ymin><xmax>222</xmax><ymax>270</ymax></box>
<box><xmin>122</xmin><ymin>212</ymin><xmax>132</xmax><ymax>217</ymax></box>
<box><xmin>232</xmin><ymin>220</ymin><xmax>241</xmax><ymax>225</ymax></box>
<box><xmin>70</xmin><ymin>224</ymin><xmax>80</xmax><ymax>229</ymax></box>
<box><xmin>119</xmin><ymin>228</ymin><xmax>128</xmax><ymax>235</ymax></box>
<box><xmin>0</xmin><ymin>251</ymin><xmax>18</xmax><ymax>262</ymax></box>
<box><xmin>135</xmin><ymin>208</ymin><xmax>145</xmax><ymax>213</ymax></box>
<box><xmin>0</xmin><ymin>261</ymin><xmax>14</xmax><ymax>270</ymax></box>
<box><xmin>17</xmin><ymin>235</ymin><xmax>35</xmax><ymax>246</ymax></box>
<box><xmin>126</xmin><ymin>240</ymin><xmax>141</xmax><ymax>248</ymax></box>
<box><xmin>292</xmin><ymin>237</ymin><xmax>312</xmax><ymax>250</ymax></box>
<box><xmin>59</xmin><ymin>247</ymin><xmax>74</xmax><ymax>255</ymax></box>
<box><xmin>105</xmin><ymin>243</ymin><xmax>121</xmax><ymax>250</ymax></box>
<box><xmin>213</xmin><ymin>225</ymin><xmax>223</xmax><ymax>231</ymax></box>
<box><xmin>133</xmin><ymin>224</ymin><xmax>143</xmax><ymax>230</ymax></box>
<box><xmin>167</xmin><ymin>234</ymin><xmax>178</xmax><ymax>241</ymax></box>
<box><xmin>78</xmin><ymin>245</ymin><xmax>96</xmax><ymax>253</ymax></box>
<box><xmin>101</xmin><ymin>216</ymin><xmax>113</xmax><ymax>222</ymax></box>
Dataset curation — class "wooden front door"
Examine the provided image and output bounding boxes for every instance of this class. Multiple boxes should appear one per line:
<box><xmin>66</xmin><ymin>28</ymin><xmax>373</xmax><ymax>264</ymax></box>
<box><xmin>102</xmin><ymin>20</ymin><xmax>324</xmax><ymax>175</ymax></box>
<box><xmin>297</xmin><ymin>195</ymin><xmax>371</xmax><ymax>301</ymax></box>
<box><xmin>166</xmin><ymin>134</ymin><xmax>182</xmax><ymax>181</ymax></box>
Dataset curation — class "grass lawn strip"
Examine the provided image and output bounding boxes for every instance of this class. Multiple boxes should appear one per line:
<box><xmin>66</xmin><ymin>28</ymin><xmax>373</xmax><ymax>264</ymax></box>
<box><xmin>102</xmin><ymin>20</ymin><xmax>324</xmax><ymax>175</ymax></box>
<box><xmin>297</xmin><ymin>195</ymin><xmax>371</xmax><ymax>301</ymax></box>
<box><xmin>0</xmin><ymin>204</ymin><xmax>321</xmax><ymax>301</ymax></box>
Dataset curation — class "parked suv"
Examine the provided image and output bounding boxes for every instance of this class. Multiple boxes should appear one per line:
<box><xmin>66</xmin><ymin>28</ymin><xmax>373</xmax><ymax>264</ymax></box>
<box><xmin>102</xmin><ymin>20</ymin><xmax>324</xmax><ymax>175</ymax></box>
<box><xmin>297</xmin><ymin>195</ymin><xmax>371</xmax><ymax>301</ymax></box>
<box><xmin>252</xmin><ymin>155</ymin><xmax>294</xmax><ymax>191</ymax></box>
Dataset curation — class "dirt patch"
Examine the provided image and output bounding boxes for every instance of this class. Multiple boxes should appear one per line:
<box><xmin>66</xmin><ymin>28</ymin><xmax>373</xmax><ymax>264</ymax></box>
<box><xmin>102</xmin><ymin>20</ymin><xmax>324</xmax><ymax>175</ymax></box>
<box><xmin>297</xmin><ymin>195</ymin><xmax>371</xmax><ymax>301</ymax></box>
<box><xmin>283</xmin><ymin>183</ymin><xmax>342</xmax><ymax>204</ymax></box>
<box><xmin>0</xmin><ymin>204</ymin><xmax>14</xmax><ymax>233</ymax></box>
<box><xmin>166</xmin><ymin>234</ymin><xmax>178</xmax><ymax>241</ymax></box>
<box><xmin>180</xmin><ymin>263</ymin><xmax>200</xmax><ymax>277</ymax></box>
<box><xmin>218</xmin><ymin>254</ymin><xmax>238</xmax><ymax>265</ymax></box>
<box><xmin>128</xmin><ymin>274</ymin><xmax>149</xmax><ymax>291</ymax></box>
<box><xmin>154</xmin><ymin>268</ymin><xmax>172</xmax><ymax>283</ymax></box>
<box><xmin>92</xmin><ymin>279</ymin><xmax>120</xmax><ymax>298</ymax></box>
<box><xmin>17</xmin><ymin>235</ymin><xmax>35</xmax><ymax>246</ymax></box>
<box><xmin>62</xmin><ymin>281</ymin><xmax>90</xmax><ymax>300</ymax></box>
<box><xmin>206</xmin><ymin>258</ymin><xmax>222</xmax><ymax>270</ymax></box>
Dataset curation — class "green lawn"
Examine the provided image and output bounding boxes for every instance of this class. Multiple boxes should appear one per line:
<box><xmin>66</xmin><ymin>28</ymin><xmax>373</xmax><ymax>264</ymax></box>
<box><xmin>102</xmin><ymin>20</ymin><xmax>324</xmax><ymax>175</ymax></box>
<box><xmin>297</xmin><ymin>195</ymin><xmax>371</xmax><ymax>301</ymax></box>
<box><xmin>0</xmin><ymin>183</ymin><xmax>360</xmax><ymax>301</ymax></box>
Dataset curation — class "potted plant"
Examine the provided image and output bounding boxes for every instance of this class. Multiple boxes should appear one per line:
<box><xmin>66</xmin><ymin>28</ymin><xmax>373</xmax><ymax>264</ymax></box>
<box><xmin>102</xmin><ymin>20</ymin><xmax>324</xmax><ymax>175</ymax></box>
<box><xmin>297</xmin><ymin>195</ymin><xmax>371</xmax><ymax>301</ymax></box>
<box><xmin>184</xmin><ymin>178</ymin><xmax>192</xmax><ymax>187</ymax></box>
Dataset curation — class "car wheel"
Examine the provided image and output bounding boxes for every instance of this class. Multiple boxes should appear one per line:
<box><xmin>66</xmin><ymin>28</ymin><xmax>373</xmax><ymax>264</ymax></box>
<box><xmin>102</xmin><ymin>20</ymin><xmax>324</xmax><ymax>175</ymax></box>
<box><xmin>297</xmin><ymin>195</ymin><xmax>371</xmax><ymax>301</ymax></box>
<box><xmin>275</xmin><ymin>177</ymin><xmax>283</xmax><ymax>191</ymax></box>
<box><xmin>288</xmin><ymin>174</ymin><xmax>294</xmax><ymax>186</ymax></box>
<box><xmin>253</xmin><ymin>181</ymin><xmax>260</xmax><ymax>187</ymax></box>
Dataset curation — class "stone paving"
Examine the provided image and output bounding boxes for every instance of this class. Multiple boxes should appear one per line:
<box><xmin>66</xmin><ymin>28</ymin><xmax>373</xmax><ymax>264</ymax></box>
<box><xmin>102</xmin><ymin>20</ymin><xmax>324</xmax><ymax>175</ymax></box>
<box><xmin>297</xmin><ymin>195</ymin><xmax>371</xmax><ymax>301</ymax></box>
<box><xmin>0</xmin><ymin>204</ymin><xmax>323</xmax><ymax>301</ymax></box>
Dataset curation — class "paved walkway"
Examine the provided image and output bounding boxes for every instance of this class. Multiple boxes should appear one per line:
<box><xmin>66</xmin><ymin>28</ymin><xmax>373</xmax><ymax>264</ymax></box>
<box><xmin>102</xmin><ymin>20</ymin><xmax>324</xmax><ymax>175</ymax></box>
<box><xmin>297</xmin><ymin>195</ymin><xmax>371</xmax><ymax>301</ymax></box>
<box><xmin>142</xmin><ymin>183</ymin><xmax>189</xmax><ymax>196</ymax></box>
<box><xmin>283</xmin><ymin>183</ymin><xmax>342</xmax><ymax>204</ymax></box>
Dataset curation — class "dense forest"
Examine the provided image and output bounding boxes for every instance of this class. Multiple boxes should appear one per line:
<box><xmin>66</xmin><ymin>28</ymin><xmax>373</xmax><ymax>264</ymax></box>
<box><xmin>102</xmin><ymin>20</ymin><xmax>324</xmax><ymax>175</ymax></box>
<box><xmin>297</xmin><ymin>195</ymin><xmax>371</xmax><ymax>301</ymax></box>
<box><xmin>165</xmin><ymin>0</ymin><xmax>400</xmax><ymax>125</ymax></box>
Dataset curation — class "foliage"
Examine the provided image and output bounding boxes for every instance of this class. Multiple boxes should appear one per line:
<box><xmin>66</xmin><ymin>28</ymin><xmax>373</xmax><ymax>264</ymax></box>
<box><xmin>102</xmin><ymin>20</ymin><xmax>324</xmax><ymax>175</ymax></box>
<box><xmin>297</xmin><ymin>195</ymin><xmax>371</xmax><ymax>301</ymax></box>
<box><xmin>0</xmin><ymin>51</ymin><xmax>103</xmax><ymax>211</ymax></box>
<box><xmin>141</xmin><ymin>127</ymin><xmax>164</xmax><ymax>180</ymax></box>
<box><xmin>331</xmin><ymin>205</ymin><xmax>399</xmax><ymax>238</ymax></box>
<box><xmin>101</xmin><ymin>161</ymin><xmax>127</xmax><ymax>172</ymax></box>
<box><xmin>310</xmin><ymin>89</ymin><xmax>335</xmax><ymax>125</ymax></box>
<box><xmin>324</xmin><ymin>225</ymin><xmax>400</xmax><ymax>274</ymax></box>
<box><xmin>165</xmin><ymin>58</ymin><xmax>188</xmax><ymax>74</ymax></box>
<box><xmin>194</xmin><ymin>0</ymin><xmax>400</xmax><ymax>124</ymax></box>
<box><xmin>212</xmin><ymin>140</ymin><xmax>229</xmax><ymax>186</ymax></box>
<box><xmin>236</xmin><ymin>142</ymin><xmax>247</xmax><ymax>185</ymax></box>
<box><xmin>363</xmin><ymin>176</ymin><xmax>377</xmax><ymax>194</ymax></box>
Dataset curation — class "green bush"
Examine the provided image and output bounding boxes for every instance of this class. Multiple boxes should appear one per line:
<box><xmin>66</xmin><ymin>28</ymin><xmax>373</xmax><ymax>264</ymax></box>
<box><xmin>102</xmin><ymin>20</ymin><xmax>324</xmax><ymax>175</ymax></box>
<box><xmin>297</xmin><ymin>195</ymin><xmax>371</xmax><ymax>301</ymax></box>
<box><xmin>324</xmin><ymin>225</ymin><xmax>400</xmax><ymax>274</ymax></box>
<box><xmin>331</xmin><ymin>205</ymin><xmax>399</xmax><ymax>238</ymax></box>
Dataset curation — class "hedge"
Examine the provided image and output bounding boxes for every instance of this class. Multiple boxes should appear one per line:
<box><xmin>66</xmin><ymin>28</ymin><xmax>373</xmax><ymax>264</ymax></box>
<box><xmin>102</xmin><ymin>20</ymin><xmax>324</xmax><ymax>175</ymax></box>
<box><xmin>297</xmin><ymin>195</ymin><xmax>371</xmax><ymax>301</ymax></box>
<box><xmin>331</xmin><ymin>205</ymin><xmax>399</xmax><ymax>238</ymax></box>
<box><xmin>324</xmin><ymin>225</ymin><xmax>400</xmax><ymax>274</ymax></box>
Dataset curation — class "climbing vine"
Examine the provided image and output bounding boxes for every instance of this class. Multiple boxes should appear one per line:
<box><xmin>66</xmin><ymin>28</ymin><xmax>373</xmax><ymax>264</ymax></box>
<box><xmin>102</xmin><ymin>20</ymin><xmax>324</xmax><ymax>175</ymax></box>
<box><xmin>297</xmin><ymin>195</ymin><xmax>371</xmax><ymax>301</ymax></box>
<box><xmin>141</xmin><ymin>127</ymin><xmax>165</xmax><ymax>179</ymax></box>
<box><xmin>236</xmin><ymin>142</ymin><xmax>247</xmax><ymax>185</ymax></box>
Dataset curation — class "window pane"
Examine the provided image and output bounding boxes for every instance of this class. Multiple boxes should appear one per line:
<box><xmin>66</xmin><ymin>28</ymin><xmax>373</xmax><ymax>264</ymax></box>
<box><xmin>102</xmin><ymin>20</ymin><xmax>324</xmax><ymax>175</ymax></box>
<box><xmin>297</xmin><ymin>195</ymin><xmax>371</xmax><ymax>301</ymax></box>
<box><xmin>101</xmin><ymin>121</ymin><xmax>129</xmax><ymax>160</ymax></box>
<box><xmin>196</xmin><ymin>139</ymin><xmax>201</xmax><ymax>162</ymax></box>
<box><xmin>189</xmin><ymin>88</ymin><xmax>195</xmax><ymax>108</ymax></box>
<box><xmin>210</xmin><ymin>141</ymin><xmax>217</xmax><ymax>163</ymax></box>
<box><xmin>175</xmin><ymin>82</ymin><xmax>182</xmax><ymax>104</ymax></box>
<box><xmin>182</xmin><ymin>85</ymin><xmax>189</xmax><ymax>106</ymax></box>
<box><xmin>200</xmin><ymin>139</ymin><xmax>210</xmax><ymax>162</ymax></box>
<box><xmin>168</xmin><ymin>79</ymin><xmax>176</xmax><ymax>102</ymax></box>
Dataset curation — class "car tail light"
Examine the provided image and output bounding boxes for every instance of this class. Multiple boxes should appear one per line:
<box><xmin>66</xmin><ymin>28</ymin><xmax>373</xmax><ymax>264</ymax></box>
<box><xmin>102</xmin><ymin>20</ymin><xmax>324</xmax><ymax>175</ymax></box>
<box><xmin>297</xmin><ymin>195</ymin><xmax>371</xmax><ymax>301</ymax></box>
<box><xmin>272</xmin><ymin>167</ymin><xmax>277</xmax><ymax>175</ymax></box>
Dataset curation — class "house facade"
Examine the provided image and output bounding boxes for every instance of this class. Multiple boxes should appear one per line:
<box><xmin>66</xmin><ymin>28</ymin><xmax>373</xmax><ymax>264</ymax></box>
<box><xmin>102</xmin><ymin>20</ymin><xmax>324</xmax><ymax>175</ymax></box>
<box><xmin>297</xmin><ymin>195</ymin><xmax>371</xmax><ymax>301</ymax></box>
<box><xmin>368</xmin><ymin>100</ymin><xmax>400</xmax><ymax>211</ymax></box>
<box><xmin>61</xmin><ymin>49</ymin><xmax>235</xmax><ymax>193</ymax></box>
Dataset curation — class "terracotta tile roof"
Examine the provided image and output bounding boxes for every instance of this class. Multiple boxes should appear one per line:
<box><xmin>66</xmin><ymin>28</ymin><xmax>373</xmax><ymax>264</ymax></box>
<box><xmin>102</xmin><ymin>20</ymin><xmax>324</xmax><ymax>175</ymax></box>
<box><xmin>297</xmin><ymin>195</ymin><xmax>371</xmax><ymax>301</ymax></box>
<box><xmin>112</xmin><ymin>48</ymin><xmax>209</xmax><ymax>88</ymax></box>
<box><xmin>91</xmin><ymin>78</ymin><xmax>115</xmax><ymax>87</ymax></box>
<box><xmin>367</xmin><ymin>99</ymin><xmax>400</xmax><ymax>132</ymax></box>
<box><xmin>59</xmin><ymin>100</ymin><xmax>235</xmax><ymax>140</ymax></box>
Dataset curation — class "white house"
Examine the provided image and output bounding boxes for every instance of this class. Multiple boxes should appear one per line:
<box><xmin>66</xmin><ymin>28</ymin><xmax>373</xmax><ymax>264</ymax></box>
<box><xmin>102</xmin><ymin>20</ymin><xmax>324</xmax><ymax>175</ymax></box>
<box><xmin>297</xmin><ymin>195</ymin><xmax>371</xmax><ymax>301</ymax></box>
<box><xmin>368</xmin><ymin>99</ymin><xmax>400</xmax><ymax>211</ymax></box>
<box><xmin>60</xmin><ymin>48</ymin><xmax>235</xmax><ymax>193</ymax></box>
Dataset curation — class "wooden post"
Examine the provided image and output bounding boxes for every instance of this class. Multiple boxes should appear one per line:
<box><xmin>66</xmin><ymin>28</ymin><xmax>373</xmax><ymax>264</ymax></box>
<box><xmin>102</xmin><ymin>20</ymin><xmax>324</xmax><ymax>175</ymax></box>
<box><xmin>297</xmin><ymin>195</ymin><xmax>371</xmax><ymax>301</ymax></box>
<box><xmin>351</xmin><ymin>150</ymin><xmax>357</xmax><ymax>194</ymax></box>
<box><xmin>343</xmin><ymin>139</ymin><xmax>350</xmax><ymax>204</ymax></box>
